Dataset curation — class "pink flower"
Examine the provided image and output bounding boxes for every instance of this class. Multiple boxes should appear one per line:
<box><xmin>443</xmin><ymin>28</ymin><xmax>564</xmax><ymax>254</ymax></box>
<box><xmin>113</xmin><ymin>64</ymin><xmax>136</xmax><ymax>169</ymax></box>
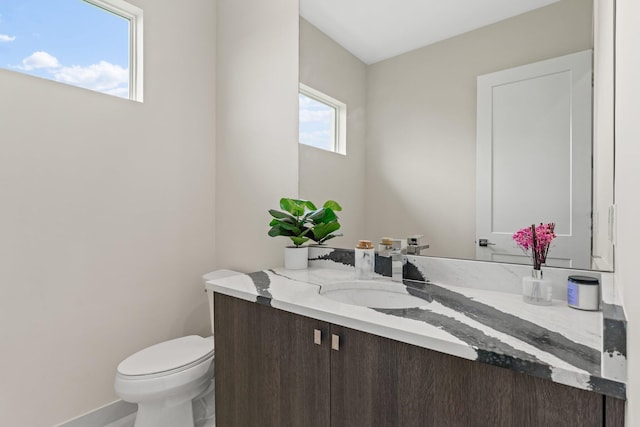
<box><xmin>512</xmin><ymin>223</ymin><xmax>556</xmax><ymax>270</ymax></box>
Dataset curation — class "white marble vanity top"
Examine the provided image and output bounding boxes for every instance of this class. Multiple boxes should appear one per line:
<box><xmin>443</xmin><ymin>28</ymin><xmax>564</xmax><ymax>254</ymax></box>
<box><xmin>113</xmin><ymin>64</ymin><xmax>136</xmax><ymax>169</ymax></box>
<box><xmin>205</xmin><ymin>265</ymin><xmax>626</xmax><ymax>399</ymax></box>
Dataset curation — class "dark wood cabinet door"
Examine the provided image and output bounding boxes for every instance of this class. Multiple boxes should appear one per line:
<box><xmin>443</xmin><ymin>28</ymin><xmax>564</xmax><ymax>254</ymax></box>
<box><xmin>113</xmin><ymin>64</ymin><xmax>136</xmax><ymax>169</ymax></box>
<box><xmin>330</xmin><ymin>324</ymin><xmax>604</xmax><ymax>427</ymax></box>
<box><xmin>329</xmin><ymin>324</ymin><xmax>399</xmax><ymax>427</ymax></box>
<box><xmin>605</xmin><ymin>396</ymin><xmax>626</xmax><ymax>427</ymax></box>
<box><xmin>214</xmin><ymin>293</ymin><xmax>330</xmax><ymax>427</ymax></box>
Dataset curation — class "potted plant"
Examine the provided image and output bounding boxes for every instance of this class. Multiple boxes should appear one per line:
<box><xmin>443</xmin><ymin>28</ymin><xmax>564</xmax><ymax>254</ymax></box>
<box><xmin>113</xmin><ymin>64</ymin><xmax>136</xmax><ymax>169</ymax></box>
<box><xmin>268</xmin><ymin>198</ymin><xmax>343</xmax><ymax>269</ymax></box>
<box><xmin>307</xmin><ymin>200</ymin><xmax>343</xmax><ymax>245</ymax></box>
<box><xmin>268</xmin><ymin>198</ymin><xmax>315</xmax><ymax>269</ymax></box>
<box><xmin>513</xmin><ymin>223</ymin><xmax>556</xmax><ymax>305</ymax></box>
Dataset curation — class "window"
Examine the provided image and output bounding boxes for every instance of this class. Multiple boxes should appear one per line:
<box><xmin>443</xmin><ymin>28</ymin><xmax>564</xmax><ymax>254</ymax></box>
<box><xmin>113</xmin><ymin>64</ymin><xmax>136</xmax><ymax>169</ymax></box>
<box><xmin>0</xmin><ymin>0</ymin><xmax>143</xmax><ymax>101</ymax></box>
<box><xmin>299</xmin><ymin>83</ymin><xmax>346</xmax><ymax>154</ymax></box>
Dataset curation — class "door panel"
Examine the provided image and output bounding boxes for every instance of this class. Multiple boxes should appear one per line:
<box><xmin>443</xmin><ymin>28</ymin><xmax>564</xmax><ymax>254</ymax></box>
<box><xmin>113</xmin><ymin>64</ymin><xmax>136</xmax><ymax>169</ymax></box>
<box><xmin>476</xmin><ymin>50</ymin><xmax>592</xmax><ymax>269</ymax></box>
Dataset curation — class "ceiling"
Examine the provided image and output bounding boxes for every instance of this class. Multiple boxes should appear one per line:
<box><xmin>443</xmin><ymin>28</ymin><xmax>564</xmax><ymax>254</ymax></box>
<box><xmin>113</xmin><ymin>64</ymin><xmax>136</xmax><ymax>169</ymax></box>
<box><xmin>299</xmin><ymin>0</ymin><xmax>560</xmax><ymax>64</ymax></box>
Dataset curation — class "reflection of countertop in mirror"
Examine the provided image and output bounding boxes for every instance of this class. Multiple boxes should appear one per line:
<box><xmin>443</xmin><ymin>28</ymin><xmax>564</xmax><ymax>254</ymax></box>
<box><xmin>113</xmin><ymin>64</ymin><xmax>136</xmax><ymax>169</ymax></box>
<box><xmin>206</xmin><ymin>265</ymin><xmax>626</xmax><ymax>400</ymax></box>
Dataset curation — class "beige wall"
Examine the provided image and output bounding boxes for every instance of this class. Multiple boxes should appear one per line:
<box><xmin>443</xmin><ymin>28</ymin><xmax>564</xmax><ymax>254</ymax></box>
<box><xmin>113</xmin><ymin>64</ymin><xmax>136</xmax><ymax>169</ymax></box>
<box><xmin>365</xmin><ymin>0</ymin><xmax>592</xmax><ymax>257</ymax></box>
<box><xmin>216</xmin><ymin>0</ymin><xmax>299</xmax><ymax>271</ymax></box>
<box><xmin>0</xmin><ymin>1</ymin><xmax>217</xmax><ymax>425</ymax></box>
<box><xmin>614</xmin><ymin>0</ymin><xmax>640</xmax><ymax>422</ymax></box>
<box><xmin>299</xmin><ymin>18</ymin><xmax>367</xmax><ymax>248</ymax></box>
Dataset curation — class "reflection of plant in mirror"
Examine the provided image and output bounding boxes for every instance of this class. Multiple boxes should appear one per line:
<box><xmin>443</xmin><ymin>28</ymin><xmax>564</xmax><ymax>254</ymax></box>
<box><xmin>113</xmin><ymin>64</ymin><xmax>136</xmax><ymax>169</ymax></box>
<box><xmin>513</xmin><ymin>223</ymin><xmax>556</xmax><ymax>270</ymax></box>
<box><xmin>308</xmin><ymin>200</ymin><xmax>342</xmax><ymax>244</ymax></box>
<box><xmin>268</xmin><ymin>198</ymin><xmax>342</xmax><ymax>246</ymax></box>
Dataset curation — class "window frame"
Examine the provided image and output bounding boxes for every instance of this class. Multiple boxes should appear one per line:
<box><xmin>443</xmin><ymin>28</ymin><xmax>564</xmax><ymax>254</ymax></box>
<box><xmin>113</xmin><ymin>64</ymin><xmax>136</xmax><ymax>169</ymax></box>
<box><xmin>83</xmin><ymin>0</ymin><xmax>144</xmax><ymax>101</ymax></box>
<box><xmin>299</xmin><ymin>83</ymin><xmax>347</xmax><ymax>155</ymax></box>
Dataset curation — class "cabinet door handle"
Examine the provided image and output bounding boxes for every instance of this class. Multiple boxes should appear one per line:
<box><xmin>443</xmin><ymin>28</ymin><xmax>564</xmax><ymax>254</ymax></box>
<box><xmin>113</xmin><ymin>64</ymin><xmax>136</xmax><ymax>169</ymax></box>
<box><xmin>331</xmin><ymin>334</ymin><xmax>340</xmax><ymax>351</ymax></box>
<box><xmin>314</xmin><ymin>329</ymin><xmax>322</xmax><ymax>345</ymax></box>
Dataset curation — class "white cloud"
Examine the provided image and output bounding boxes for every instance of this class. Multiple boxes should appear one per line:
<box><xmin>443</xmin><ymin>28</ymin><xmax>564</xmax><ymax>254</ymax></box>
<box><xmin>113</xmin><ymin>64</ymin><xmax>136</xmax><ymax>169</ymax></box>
<box><xmin>0</xmin><ymin>34</ymin><xmax>15</xmax><ymax>42</ymax></box>
<box><xmin>14</xmin><ymin>51</ymin><xmax>128</xmax><ymax>98</ymax></box>
<box><xmin>52</xmin><ymin>60</ymin><xmax>128</xmax><ymax>92</ymax></box>
<box><xmin>18</xmin><ymin>51</ymin><xmax>60</xmax><ymax>70</ymax></box>
<box><xmin>300</xmin><ymin>109</ymin><xmax>332</xmax><ymax>123</ymax></box>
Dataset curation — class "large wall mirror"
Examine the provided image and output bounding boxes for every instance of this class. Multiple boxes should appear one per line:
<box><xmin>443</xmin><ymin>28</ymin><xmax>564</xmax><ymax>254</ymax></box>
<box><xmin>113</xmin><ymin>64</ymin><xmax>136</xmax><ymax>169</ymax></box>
<box><xmin>298</xmin><ymin>0</ymin><xmax>615</xmax><ymax>271</ymax></box>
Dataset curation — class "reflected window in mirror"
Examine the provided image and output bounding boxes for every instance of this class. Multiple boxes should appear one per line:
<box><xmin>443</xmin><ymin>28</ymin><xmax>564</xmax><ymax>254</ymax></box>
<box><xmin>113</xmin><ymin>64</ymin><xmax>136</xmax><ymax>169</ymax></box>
<box><xmin>299</xmin><ymin>83</ymin><xmax>346</xmax><ymax>154</ymax></box>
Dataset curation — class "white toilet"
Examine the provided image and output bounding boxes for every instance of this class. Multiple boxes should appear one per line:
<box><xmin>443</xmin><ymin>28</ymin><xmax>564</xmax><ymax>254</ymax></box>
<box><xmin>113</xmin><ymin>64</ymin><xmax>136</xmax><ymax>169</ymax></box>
<box><xmin>114</xmin><ymin>269</ymin><xmax>240</xmax><ymax>427</ymax></box>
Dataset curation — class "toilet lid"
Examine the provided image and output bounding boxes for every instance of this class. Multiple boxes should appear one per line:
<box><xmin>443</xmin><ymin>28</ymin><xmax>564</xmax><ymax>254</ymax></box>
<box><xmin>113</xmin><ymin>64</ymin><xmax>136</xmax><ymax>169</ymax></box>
<box><xmin>118</xmin><ymin>335</ymin><xmax>214</xmax><ymax>376</ymax></box>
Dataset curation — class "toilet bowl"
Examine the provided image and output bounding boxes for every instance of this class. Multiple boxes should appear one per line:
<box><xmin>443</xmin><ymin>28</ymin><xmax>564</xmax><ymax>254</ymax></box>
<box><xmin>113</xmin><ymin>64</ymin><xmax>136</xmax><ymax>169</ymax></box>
<box><xmin>114</xmin><ymin>269</ymin><xmax>241</xmax><ymax>427</ymax></box>
<box><xmin>115</xmin><ymin>335</ymin><xmax>215</xmax><ymax>427</ymax></box>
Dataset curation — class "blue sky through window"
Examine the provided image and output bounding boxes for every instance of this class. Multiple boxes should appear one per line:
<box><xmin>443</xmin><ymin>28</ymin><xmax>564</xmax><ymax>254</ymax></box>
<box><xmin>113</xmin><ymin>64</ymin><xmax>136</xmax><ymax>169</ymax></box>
<box><xmin>299</xmin><ymin>92</ymin><xmax>335</xmax><ymax>151</ymax></box>
<box><xmin>0</xmin><ymin>0</ymin><xmax>130</xmax><ymax>98</ymax></box>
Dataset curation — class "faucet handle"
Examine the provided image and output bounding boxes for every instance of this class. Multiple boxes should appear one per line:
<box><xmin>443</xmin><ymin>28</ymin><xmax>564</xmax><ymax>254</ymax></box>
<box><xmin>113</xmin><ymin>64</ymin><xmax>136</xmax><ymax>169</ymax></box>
<box><xmin>407</xmin><ymin>235</ymin><xmax>424</xmax><ymax>246</ymax></box>
<box><xmin>406</xmin><ymin>235</ymin><xmax>429</xmax><ymax>255</ymax></box>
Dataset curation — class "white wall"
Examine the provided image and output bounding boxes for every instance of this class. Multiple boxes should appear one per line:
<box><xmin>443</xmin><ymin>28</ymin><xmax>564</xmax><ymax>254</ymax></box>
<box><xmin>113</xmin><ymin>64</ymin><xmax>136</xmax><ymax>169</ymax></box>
<box><xmin>365</xmin><ymin>0</ymin><xmax>592</xmax><ymax>258</ymax></box>
<box><xmin>592</xmin><ymin>0</ymin><xmax>615</xmax><ymax>271</ymax></box>
<box><xmin>216</xmin><ymin>0</ymin><xmax>299</xmax><ymax>272</ymax></box>
<box><xmin>614</xmin><ymin>0</ymin><xmax>640</xmax><ymax>422</ymax></box>
<box><xmin>299</xmin><ymin>18</ymin><xmax>367</xmax><ymax>248</ymax></box>
<box><xmin>0</xmin><ymin>1</ymin><xmax>217</xmax><ymax>425</ymax></box>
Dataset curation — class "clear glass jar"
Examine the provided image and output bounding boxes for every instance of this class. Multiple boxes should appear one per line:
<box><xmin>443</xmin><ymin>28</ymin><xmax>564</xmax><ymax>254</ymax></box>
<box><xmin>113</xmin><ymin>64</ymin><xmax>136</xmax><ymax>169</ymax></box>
<box><xmin>522</xmin><ymin>268</ymin><xmax>553</xmax><ymax>305</ymax></box>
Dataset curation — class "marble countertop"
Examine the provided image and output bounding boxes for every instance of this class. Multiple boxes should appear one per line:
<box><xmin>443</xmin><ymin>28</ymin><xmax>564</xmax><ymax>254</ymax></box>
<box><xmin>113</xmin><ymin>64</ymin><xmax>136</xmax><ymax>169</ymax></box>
<box><xmin>205</xmin><ymin>266</ymin><xmax>626</xmax><ymax>399</ymax></box>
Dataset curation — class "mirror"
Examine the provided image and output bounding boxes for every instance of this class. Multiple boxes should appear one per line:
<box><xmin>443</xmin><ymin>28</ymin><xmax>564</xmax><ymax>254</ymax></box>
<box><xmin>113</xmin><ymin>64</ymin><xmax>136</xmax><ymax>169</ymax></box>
<box><xmin>299</xmin><ymin>0</ymin><xmax>615</xmax><ymax>271</ymax></box>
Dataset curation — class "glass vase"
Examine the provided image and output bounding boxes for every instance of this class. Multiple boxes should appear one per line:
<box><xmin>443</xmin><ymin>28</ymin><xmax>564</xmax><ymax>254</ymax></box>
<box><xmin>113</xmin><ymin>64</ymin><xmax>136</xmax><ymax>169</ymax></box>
<box><xmin>522</xmin><ymin>268</ymin><xmax>552</xmax><ymax>306</ymax></box>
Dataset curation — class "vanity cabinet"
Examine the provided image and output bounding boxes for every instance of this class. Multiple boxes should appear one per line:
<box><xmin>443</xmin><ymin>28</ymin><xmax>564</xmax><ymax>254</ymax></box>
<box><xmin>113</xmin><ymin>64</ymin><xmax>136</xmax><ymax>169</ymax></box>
<box><xmin>214</xmin><ymin>293</ymin><xmax>330</xmax><ymax>426</ymax></box>
<box><xmin>214</xmin><ymin>293</ymin><xmax>623</xmax><ymax>427</ymax></box>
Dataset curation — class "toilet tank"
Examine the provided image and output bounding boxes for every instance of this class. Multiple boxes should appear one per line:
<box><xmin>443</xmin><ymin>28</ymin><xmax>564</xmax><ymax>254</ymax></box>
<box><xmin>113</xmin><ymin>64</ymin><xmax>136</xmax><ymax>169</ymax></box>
<box><xmin>202</xmin><ymin>270</ymin><xmax>242</xmax><ymax>335</ymax></box>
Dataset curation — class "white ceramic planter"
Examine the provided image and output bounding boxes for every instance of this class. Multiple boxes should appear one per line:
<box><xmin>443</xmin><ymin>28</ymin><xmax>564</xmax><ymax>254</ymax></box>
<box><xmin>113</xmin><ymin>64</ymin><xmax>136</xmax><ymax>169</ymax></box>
<box><xmin>284</xmin><ymin>246</ymin><xmax>309</xmax><ymax>270</ymax></box>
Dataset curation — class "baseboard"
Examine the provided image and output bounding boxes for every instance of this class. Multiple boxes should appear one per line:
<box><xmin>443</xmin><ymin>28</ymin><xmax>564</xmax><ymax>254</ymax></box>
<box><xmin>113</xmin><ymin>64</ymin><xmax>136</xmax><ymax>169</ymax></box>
<box><xmin>55</xmin><ymin>399</ymin><xmax>137</xmax><ymax>427</ymax></box>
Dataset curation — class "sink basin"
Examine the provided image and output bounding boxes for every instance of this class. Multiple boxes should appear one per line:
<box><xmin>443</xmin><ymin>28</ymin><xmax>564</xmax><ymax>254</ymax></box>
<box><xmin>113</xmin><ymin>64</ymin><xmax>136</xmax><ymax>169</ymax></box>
<box><xmin>319</xmin><ymin>280</ymin><xmax>428</xmax><ymax>309</ymax></box>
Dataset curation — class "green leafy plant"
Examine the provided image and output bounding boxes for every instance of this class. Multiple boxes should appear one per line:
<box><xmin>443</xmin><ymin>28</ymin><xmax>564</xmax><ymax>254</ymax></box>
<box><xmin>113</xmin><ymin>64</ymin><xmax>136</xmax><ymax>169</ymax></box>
<box><xmin>307</xmin><ymin>200</ymin><xmax>342</xmax><ymax>244</ymax></box>
<box><xmin>268</xmin><ymin>198</ymin><xmax>316</xmax><ymax>247</ymax></box>
<box><xmin>268</xmin><ymin>198</ymin><xmax>343</xmax><ymax>246</ymax></box>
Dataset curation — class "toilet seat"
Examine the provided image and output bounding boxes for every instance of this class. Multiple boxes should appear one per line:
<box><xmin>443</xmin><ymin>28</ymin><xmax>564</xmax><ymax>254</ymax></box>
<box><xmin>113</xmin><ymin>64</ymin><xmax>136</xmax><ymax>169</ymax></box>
<box><xmin>117</xmin><ymin>335</ymin><xmax>214</xmax><ymax>379</ymax></box>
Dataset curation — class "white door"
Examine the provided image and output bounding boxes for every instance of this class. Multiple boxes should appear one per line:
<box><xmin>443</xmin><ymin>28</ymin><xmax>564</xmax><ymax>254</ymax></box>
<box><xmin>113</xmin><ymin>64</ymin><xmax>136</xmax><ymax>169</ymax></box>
<box><xmin>475</xmin><ymin>50</ymin><xmax>592</xmax><ymax>269</ymax></box>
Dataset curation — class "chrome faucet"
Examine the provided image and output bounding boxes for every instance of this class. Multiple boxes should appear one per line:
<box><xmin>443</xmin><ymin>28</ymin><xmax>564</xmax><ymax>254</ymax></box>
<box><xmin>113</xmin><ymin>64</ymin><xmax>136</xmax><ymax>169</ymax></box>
<box><xmin>378</xmin><ymin>238</ymin><xmax>404</xmax><ymax>282</ymax></box>
<box><xmin>378</xmin><ymin>236</ymin><xmax>430</xmax><ymax>282</ymax></box>
<box><xmin>406</xmin><ymin>235</ymin><xmax>430</xmax><ymax>255</ymax></box>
